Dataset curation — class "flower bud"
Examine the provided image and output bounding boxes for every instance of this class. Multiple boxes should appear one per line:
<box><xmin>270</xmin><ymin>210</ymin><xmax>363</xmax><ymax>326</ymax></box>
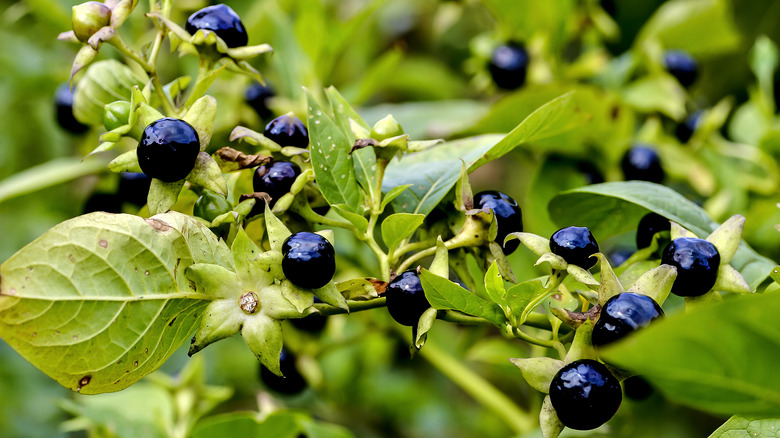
<box><xmin>72</xmin><ymin>2</ymin><xmax>112</xmax><ymax>43</ymax></box>
<box><xmin>370</xmin><ymin>114</ymin><xmax>404</xmax><ymax>141</ymax></box>
<box><xmin>103</xmin><ymin>101</ymin><xmax>130</xmax><ymax>132</ymax></box>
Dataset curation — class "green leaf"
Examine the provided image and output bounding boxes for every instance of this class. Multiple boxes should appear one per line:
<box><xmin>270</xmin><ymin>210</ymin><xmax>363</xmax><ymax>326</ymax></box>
<box><xmin>380</xmin><ymin>184</ymin><xmax>412</xmax><ymax>212</ymax></box>
<box><xmin>0</xmin><ymin>212</ymin><xmax>223</xmax><ymax>394</ymax></box>
<box><xmin>621</xmin><ymin>74</ymin><xmax>686</xmax><ymax>120</ymax></box>
<box><xmin>0</xmin><ymin>157</ymin><xmax>109</xmax><ymax>204</ymax></box>
<box><xmin>419</xmin><ymin>269</ymin><xmax>506</xmax><ymax>326</ymax></box>
<box><xmin>548</xmin><ymin>182</ymin><xmax>774</xmax><ymax>288</ymax></box>
<box><xmin>601</xmin><ymin>293</ymin><xmax>780</xmax><ymax>416</ymax></box>
<box><xmin>505</xmin><ymin>279</ymin><xmax>547</xmax><ymax>320</ymax></box>
<box><xmin>192</xmin><ymin>412</ymin><xmax>301</xmax><ymax>438</ymax></box>
<box><xmin>332</xmin><ymin>204</ymin><xmax>368</xmax><ymax>234</ymax></box>
<box><xmin>483</xmin><ymin>261</ymin><xmax>507</xmax><ymax>308</ymax></box>
<box><xmin>468</xmin><ymin>92</ymin><xmax>590</xmax><ymax>171</ymax></box>
<box><xmin>306</xmin><ymin>89</ymin><xmax>362</xmax><ymax>213</ymax></box>
<box><xmin>708</xmin><ymin>415</ymin><xmax>780</xmax><ymax>438</ymax></box>
<box><xmin>381</xmin><ymin>213</ymin><xmax>424</xmax><ymax>252</ymax></box>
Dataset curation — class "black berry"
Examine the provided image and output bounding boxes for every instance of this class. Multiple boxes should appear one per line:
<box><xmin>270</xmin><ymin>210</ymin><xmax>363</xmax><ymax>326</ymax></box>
<box><xmin>245</xmin><ymin>82</ymin><xmax>274</xmax><ymax>119</ymax></box>
<box><xmin>664</xmin><ymin>50</ymin><xmax>699</xmax><ymax>88</ymax></box>
<box><xmin>83</xmin><ymin>193</ymin><xmax>123</xmax><ymax>214</ymax></box>
<box><xmin>550</xmin><ymin>226</ymin><xmax>600</xmax><ymax>269</ymax></box>
<box><xmin>253</xmin><ymin>161</ymin><xmax>301</xmax><ymax>207</ymax></box>
<box><xmin>137</xmin><ymin>118</ymin><xmax>200</xmax><ymax>182</ymax></box>
<box><xmin>592</xmin><ymin>292</ymin><xmax>664</xmax><ymax>347</ymax></box>
<box><xmin>661</xmin><ymin>237</ymin><xmax>720</xmax><ymax>297</ymax></box>
<box><xmin>621</xmin><ymin>145</ymin><xmax>664</xmax><ymax>183</ymax></box>
<box><xmin>259</xmin><ymin>349</ymin><xmax>307</xmax><ymax>395</ymax></box>
<box><xmin>264</xmin><ymin>114</ymin><xmax>309</xmax><ymax>148</ymax></box>
<box><xmin>290</xmin><ymin>297</ymin><xmax>327</xmax><ymax>333</ymax></box>
<box><xmin>607</xmin><ymin>247</ymin><xmax>633</xmax><ymax>267</ymax></box>
<box><xmin>384</xmin><ymin>270</ymin><xmax>431</xmax><ymax>327</ymax></box>
<box><xmin>473</xmin><ymin>191</ymin><xmax>523</xmax><ymax>255</ymax></box>
<box><xmin>185</xmin><ymin>4</ymin><xmax>248</xmax><ymax>48</ymax></box>
<box><xmin>623</xmin><ymin>376</ymin><xmax>653</xmax><ymax>401</ymax></box>
<box><xmin>636</xmin><ymin>212</ymin><xmax>670</xmax><ymax>249</ymax></box>
<box><xmin>549</xmin><ymin>359</ymin><xmax>622</xmax><ymax>430</ymax></box>
<box><xmin>54</xmin><ymin>83</ymin><xmax>89</xmax><ymax>134</ymax></box>
<box><xmin>118</xmin><ymin>172</ymin><xmax>151</xmax><ymax>206</ymax></box>
<box><xmin>282</xmin><ymin>232</ymin><xmax>336</xmax><ymax>289</ymax></box>
<box><xmin>675</xmin><ymin>111</ymin><xmax>702</xmax><ymax>143</ymax></box>
<box><xmin>488</xmin><ymin>43</ymin><xmax>529</xmax><ymax>90</ymax></box>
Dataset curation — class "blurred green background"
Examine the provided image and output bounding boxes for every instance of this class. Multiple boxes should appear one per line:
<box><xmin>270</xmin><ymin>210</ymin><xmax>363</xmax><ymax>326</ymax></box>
<box><xmin>3</xmin><ymin>0</ymin><xmax>780</xmax><ymax>436</ymax></box>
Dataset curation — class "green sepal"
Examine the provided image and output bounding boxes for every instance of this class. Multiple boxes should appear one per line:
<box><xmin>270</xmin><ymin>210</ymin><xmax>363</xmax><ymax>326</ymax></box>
<box><xmin>414</xmin><ymin>306</ymin><xmax>438</xmax><ymax>349</ymax></box>
<box><xmin>70</xmin><ymin>45</ymin><xmax>98</xmax><ymax>82</ymax></box>
<box><xmin>595</xmin><ymin>253</ymin><xmax>624</xmax><ymax>304</ymax></box>
<box><xmin>107</xmin><ymin>149</ymin><xmax>141</xmax><ymax>173</ymax></box>
<box><xmin>163</xmin><ymin>76</ymin><xmax>191</xmax><ymax>103</ymax></box>
<box><xmin>147</xmin><ymin>179</ymin><xmax>185</xmax><ymax>215</ymax></box>
<box><xmin>225</xmin><ymin>44</ymin><xmax>274</xmax><ymax>60</ymax></box>
<box><xmin>280</xmin><ymin>146</ymin><xmax>309</xmax><ymax>157</ymax></box>
<box><xmin>336</xmin><ymin>279</ymin><xmax>380</xmax><ymax>300</ymax></box>
<box><xmin>508</xmin><ymin>357</ymin><xmax>564</xmax><ymax>394</ymax></box>
<box><xmin>188</xmin><ymin>152</ymin><xmax>227</xmax><ymax>196</ymax></box>
<box><xmin>109</xmin><ymin>0</ymin><xmax>138</xmax><ymax>29</ymax></box>
<box><xmin>454</xmin><ymin>161</ymin><xmax>473</xmax><ymax>212</ymax></box>
<box><xmin>539</xmin><ymin>395</ymin><xmax>564</xmax><ymax>438</ymax></box>
<box><xmin>406</xmin><ymin>139</ymin><xmax>444</xmax><ymax>152</ymax></box>
<box><xmin>134</xmin><ymin>103</ymin><xmax>165</xmax><ymax>132</ymax></box>
<box><xmin>535</xmin><ymin>253</ymin><xmax>567</xmax><ymax>271</ymax></box>
<box><xmin>186</xmin><ymin>263</ymin><xmax>240</xmax><ymax>299</ymax></box>
<box><xmin>290</xmin><ymin>169</ymin><xmax>315</xmax><ymax>196</ymax></box>
<box><xmin>264</xmin><ymin>203</ymin><xmax>292</xmax><ymax>252</ymax></box>
<box><xmin>370</xmin><ymin>115</ymin><xmax>404</xmax><ymax>141</ymax></box>
<box><xmin>566</xmin><ymin>263</ymin><xmax>599</xmax><ymax>288</ymax></box>
<box><xmin>87</xmin><ymin>26</ymin><xmax>115</xmax><ymax>50</ymax></box>
<box><xmin>183</xmin><ymin>95</ymin><xmax>217</xmax><ymax>152</ymax></box>
<box><xmin>188</xmin><ymin>298</ymin><xmax>245</xmax><ymax>356</ymax></box>
<box><xmin>255</xmin><ymin>250</ymin><xmax>284</xmax><ymax>281</ymax></box>
<box><xmin>241</xmin><ymin>313</ymin><xmax>283</xmax><ymax>376</ymax></box>
<box><xmin>564</xmin><ymin>319</ymin><xmax>597</xmax><ymax>363</ymax></box>
<box><xmin>314</xmin><ymin>230</ymin><xmax>335</xmax><ymax>246</ymax></box>
<box><xmin>706</xmin><ymin>214</ymin><xmax>745</xmax><ymax>264</ymax></box>
<box><xmin>229</xmin><ymin>126</ymin><xmax>283</xmax><ymax>152</ymax></box>
<box><xmin>429</xmin><ymin>236</ymin><xmax>449</xmax><ymax>277</ymax></box>
<box><xmin>488</xmin><ymin>241</ymin><xmax>516</xmax><ymax>283</ymax></box>
<box><xmin>627</xmin><ymin>264</ymin><xmax>678</xmax><ymax>306</ymax></box>
<box><xmin>103</xmin><ymin>100</ymin><xmax>131</xmax><ymax>132</ymax></box>
<box><xmin>231</xmin><ymin>228</ymin><xmax>269</xmax><ymax>287</ymax></box>
<box><xmin>256</xmin><ymin>283</ymin><xmax>300</xmax><ymax>320</ymax></box>
<box><xmin>510</xmin><ymin>232</ymin><xmax>552</xmax><ymax>257</ymax></box>
<box><xmin>712</xmin><ymin>264</ymin><xmax>752</xmax><ymax>294</ymax></box>
<box><xmin>312</xmin><ymin>282</ymin><xmax>349</xmax><ymax>311</ymax></box>
<box><xmin>670</xmin><ymin>221</ymin><xmax>697</xmax><ymax>240</ymax></box>
<box><xmin>281</xmin><ymin>280</ymin><xmax>315</xmax><ymax>313</ymax></box>
<box><xmin>350</xmin><ymin>118</ymin><xmax>370</xmax><ymax>139</ymax></box>
<box><xmin>86</xmin><ymin>140</ymin><xmax>118</xmax><ymax>158</ymax></box>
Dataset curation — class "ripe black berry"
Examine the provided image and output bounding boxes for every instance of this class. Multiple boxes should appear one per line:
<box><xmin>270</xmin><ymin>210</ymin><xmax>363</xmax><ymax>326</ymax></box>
<box><xmin>473</xmin><ymin>191</ymin><xmax>523</xmax><ymax>255</ymax></box>
<box><xmin>549</xmin><ymin>359</ymin><xmax>622</xmax><ymax>430</ymax></box>
<box><xmin>83</xmin><ymin>193</ymin><xmax>123</xmax><ymax>214</ymax></box>
<box><xmin>245</xmin><ymin>82</ymin><xmax>274</xmax><ymax>119</ymax></box>
<box><xmin>607</xmin><ymin>247</ymin><xmax>633</xmax><ymax>267</ymax></box>
<box><xmin>664</xmin><ymin>50</ymin><xmax>699</xmax><ymax>88</ymax></box>
<box><xmin>636</xmin><ymin>212</ymin><xmax>670</xmax><ymax>249</ymax></box>
<box><xmin>282</xmin><ymin>232</ymin><xmax>336</xmax><ymax>289</ymax></box>
<box><xmin>592</xmin><ymin>292</ymin><xmax>664</xmax><ymax>347</ymax></box>
<box><xmin>185</xmin><ymin>4</ymin><xmax>248</xmax><ymax>48</ymax></box>
<box><xmin>259</xmin><ymin>349</ymin><xmax>307</xmax><ymax>395</ymax></box>
<box><xmin>384</xmin><ymin>270</ymin><xmax>431</xmax><ymax>327</ymax></box>
<box><xmin>118</xmin><ymin>172</ymin><xmax>151</xmax><ymax>206</ymax></box>
<box><xmin>550</xmin><ymin>226</ymin><xmax>600</xmax><ymax>269</ymax></box>
<box><xmin>253</xmin><ymin>161</ymin><xmax>301</xmax><ymax>207</ymax></box>
<box><xmin>675</xmin><ymin>111</ymin><xmax>702</xmax><ymax>143</ymax></box>
<box><xmin>54</xmin><ymin>84</ymin><xmax>89</xmax><ymax>134</ymax></box>
<box><xmin>264</xmin><ymin>114</ymin><xmax>309</xmax><ymax>148</ymax></box>
<box><xmin>291</xmin><ymin>297</ymin><xmax>327</xmax><ymax>333</ymax></box>
<box><xmin>621</xmin><ymin>146</ymin><xmax>664</xmax><ymax>183</ymax></box>
<box><xmin>623</xmin><ymin>376</ymin><xmax>653</xmax><ymax>401</ymax></box>
<box><xmin>488</xmin><ymin>43</ymin><xmax>529</xmax><ymax>90</ymax></box>
<box><xmin>661</xmin><ymin>237</ymin><xmax>720</xmax><ymax>297</ymax></box>
<box><xmin>137</xmin><ymin>118</ymin><xmax>200</xmax><ymax>182</ymax></box>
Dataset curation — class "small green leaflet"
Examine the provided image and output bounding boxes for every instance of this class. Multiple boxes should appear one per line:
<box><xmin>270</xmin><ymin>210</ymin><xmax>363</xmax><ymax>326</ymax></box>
<box><xmin>0</xmin><ymin>212</ymin><xmax>230</xmax><ymax>394</ymax></box>
<box><xmin>709</xmin><ymin>415</ymin><xmax>780</xmax><ymax>438</ymax></box>
<box><xmin>601</xmin><ymin>292</ymin><xmax>780</xmax><ymax>417</ymax></box>
<box><xmin>305</xmin><ymin>89</ymin><xmax>363</xmax><ymax>213</ymax></box>
<box><xmin>381</xmin><ymin>213</ymin><xmax>424</xmax><ymax>252</ymax></box>
<box><xmin>419</xmin><ymin>269</ymin><xmax>506</xmax><ymax>326</ymax></box>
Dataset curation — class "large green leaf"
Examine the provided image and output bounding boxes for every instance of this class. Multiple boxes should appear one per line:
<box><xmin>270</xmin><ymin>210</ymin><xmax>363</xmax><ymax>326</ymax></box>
<box><xmin>419</xmin><ymin>269</ymin><xmax>506</xmax><ymax>326</ymax></box>
<box><xmin>0</xmin><ymin>212</ymin><xmax>228</xmax><ymax>394</ymax></box>
<box><xmin>548</xmin><ymin>182</ymin><xmax>774</xmax><ymax>287</ymax></box>
<box><xmin>306</xmin><ymin>90</ymin><xmax>363</xmax><ymax>213</ymax></box>
<box><xmin>601</xmin><ymin>292</ymin><xmax>780</xmax><ymax>416</ymax></box>
<box><xmin>709</xmin><ymin>415</ymin><xmax>780</xmax><ymax>438</ymax></box>
<box><xmin>192</xmin><ymin>412</ymin><xmax>300</xmax><ymax>438</ymax></box>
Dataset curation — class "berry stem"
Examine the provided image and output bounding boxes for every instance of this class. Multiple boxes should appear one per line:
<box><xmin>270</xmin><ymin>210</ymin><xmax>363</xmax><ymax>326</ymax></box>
<box><xmin>107</xmin><ymin>35</ymin><xmax>176</xmax><ymax>116</ymax></box>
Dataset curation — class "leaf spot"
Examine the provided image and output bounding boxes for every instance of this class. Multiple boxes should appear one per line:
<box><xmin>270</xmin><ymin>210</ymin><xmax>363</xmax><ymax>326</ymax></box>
<box><xmin>99</xmin><ymin>239</ymin><xmax>108</xmax><ymax>248</ymax></box>
<box><xmin>239</xmin><ymin>291</ymin><xmax>259</xmax><ymax>314</ymax></box>
<box><xmin>77</xmin><ymin>375</ymin><xmax>91</xmax><ymax>391</ymax></box>
<box><xmin>145</xmin><ymin>218</ymin><xmax>172</xmax><ymax>232</ymax></box>
<box><xmin>144</xmin><ymin>270</ymin><xmax>150</xmax><ymax>276</ymax></box>
<box><xmin>68</xmin><ymin>254</ymin><xmax>76</xmax><ymax>263</ymax></box>
<box><xmin>133</xmin><ymin>361</ymin><xmax>139</xmax><ymax>367</ymax></box>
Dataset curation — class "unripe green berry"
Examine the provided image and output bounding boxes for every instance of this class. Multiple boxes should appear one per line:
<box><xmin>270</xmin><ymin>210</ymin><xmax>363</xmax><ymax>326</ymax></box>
<box><xmin>103</xmin><ymin>101</ymin><xmax>131</xmax><ymax>132</ymax></box>
<box><xmin>370</xmin><ymin>115</ymin><xmax>404</xmax><ymax>141</ymax></box>
<box><xmin>72</xmin><ymin>2</ymin><xmax>111</xmax><ymax>43</ymax></box>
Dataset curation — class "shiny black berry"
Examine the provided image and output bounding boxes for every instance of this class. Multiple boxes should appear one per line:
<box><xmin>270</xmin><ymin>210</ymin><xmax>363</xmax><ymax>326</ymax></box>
<box><xmin>661</xmin><ymin>237</ymin><xmax>720</xmax><ymax>297</ymax></box>
<box><xmin>636</xmin><ymin>212</ymin><xmax>670</xmax><ymax>249</ymax></box>
<box><xmin>664</xmin><ymin>50</ymin><xmax>699</xmax><ymax>88</ymax></box>
<box><xmin>185</xmin><ymin>4</ymin><xmax>248</xmax><ymax>48</ymax></box>
<box><xmin>282</xmin><ymin>232</ymin><xmax>336</xmax><ymax>289</ymax></box>
<box><xmin>385</xmin><ymin>270</ymin><xmax>431</xmax><ymax>327</ymax></box>
<box><xmin>621</xmin><ymin>146</ymin><xmax>664</xmax><ymax>183</ymax></box>
<box><xmin>259</xmin><ymin>349</ymin><xmax>307</xmax><ymax>395</ymax></box>
<box><xmin>550</xmin><ymin>226</ymin><xmax>600</xmax><ymax>269</ymax></box>
<box><xmin>607</xmin><ymin>247</ymin><xmax>633</xmax><ymax>267</ymax></box>
<box><xmin>253</xmin><ymin>161</ymin><xmax>301</xmax><ymax>207</ymax></box>
<box><xmin>623</xmin><ymin>376</ymin><xmax>653</xmax><ymax>400</ymax></box>
<box><xmin>118</xmin><ymin>172</ymin><xmax>151</xmax><ymax>206</ymax></box>
<box><xmin>592</xmin><ymin>292</ymin><xmax>664</xmax><ymax>347</ymax></box>
<box><xmin>291</xmin><ymin>297</ymin><xmax>327</xmax><ymax>332</ymax></box>
<box><xmin>264</xmin><ymin>114</ymin><xmax>309</xmax><ymax>148</ymax></box>
<box><xmin>473</xmin><ymin>191</ymin><xmax>523</xmax><ymax>255</ymax></box>
<box><xmin>137</xmin><ymin>118</ymin><xmax>200</xmax><ymax>182</ymax></box>
<box><xmin>675</xmin><ymin>111</ymin><xmax>702</xmax><ymax>143</ymax></box>
<box><xmin>488</xmin><ymin>43</ymin><xmax>529</xmax><ymax>90</ymax></box>
<box><xmin>245</xmin><ymin>82</ymin><xmax>274</xmax><ymax>119</ymax></box>
<box><xmin>549</xmin><ymin>359</ymin><xmax>622</xmax><ymax>430</ymax></box>
<box><xmin>83</xmin><ymin>193</ymin><xmax>123</xmax><ymax>214</ymax></box>
<box><xmin>54</xmin><ymin>83</ymin><xmax>89</xmax><ymax>134</ymax></box>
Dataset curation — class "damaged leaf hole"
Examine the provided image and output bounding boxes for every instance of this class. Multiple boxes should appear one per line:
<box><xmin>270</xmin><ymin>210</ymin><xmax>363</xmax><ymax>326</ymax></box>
<box><xmin>240</xmin><ymin>291</ymin><xmax>259</xmax><ymax>314</ymax></box>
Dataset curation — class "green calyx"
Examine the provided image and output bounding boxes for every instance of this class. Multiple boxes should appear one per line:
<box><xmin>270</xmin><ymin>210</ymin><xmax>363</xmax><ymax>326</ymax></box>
<box><xmin>72</xmin><ymin>2</ymin><xmax>111</xmax><ymax>43</ymax></box>
<box><xmin>370</xmin><ymin>114</ymin><xmax>404</xmax><ymax>141</ymax></box>
<box><xmin>103</xmin><ymin>100</ymin><xmax>131</xmax><ymax>132</ymax></box>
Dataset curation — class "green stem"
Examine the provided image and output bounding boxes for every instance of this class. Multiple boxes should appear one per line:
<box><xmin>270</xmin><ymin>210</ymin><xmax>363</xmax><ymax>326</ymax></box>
<box><xmin>289</xmin><ymin>198</ymin><xmax>358</xmax><ymax>234</ymax></box>
<box><xmin>518</xmin><ymin>270</ymin><xmax>565</xmax><ymax>325</ymax></box>
<box><xmin>108</xmin><ymin>35</ymin><xmax>176</xmax><ymax>116</ymax></box>
<box><xmin>366</xmin><ymin>158</ymin><xmax>390</xmax><ymax>280</ymax></box>
<box><xmin>403</xmin><ymin>330</ymin><xmax>534</xmax><ymax>434</ymax></box>
<box><xmin>511</xmin><ymin>327</ymin><xmax>557</xmax><ymax>349</ymax></box>
<box><xmin>313</xmin><ymin>298</ymin><xmax>386</xmax><ymax>315</ymax></box>
<box><xmin>390</xmin><ymin>238</ymin><xmax>437</xmax><ymax>266</ymax></box>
